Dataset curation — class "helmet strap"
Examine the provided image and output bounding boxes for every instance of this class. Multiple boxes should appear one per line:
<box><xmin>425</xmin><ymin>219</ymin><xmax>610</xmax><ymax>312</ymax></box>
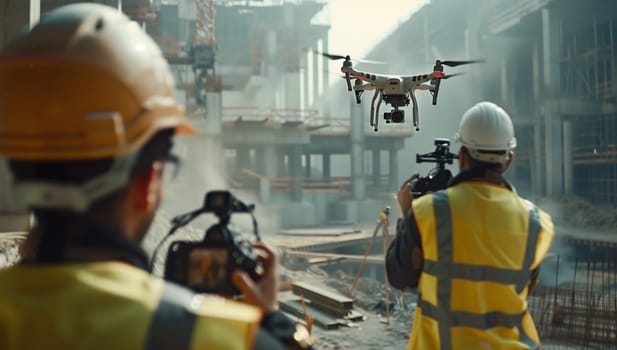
<box><xmin>12</xmin><ymin>152</ymin><xmax>138</xmax><ymax>212</ymax></box>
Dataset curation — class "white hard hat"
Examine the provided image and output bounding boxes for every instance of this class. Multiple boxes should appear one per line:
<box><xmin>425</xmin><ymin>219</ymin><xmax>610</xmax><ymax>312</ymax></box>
<box><xmin>454</xmin><ymin>101</ymin><xmax>517</xmax><ymax>164</ymax></box>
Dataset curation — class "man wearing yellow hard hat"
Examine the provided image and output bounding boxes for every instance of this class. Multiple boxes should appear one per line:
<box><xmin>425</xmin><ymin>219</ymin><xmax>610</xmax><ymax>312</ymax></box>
<box><xmin>0</xmin><ymin>3</ymin><xmax>301</xmax><ymax>349</ymax></box>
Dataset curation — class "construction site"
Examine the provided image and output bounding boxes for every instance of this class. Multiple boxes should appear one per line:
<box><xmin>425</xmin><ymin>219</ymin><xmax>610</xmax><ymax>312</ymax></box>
<box><xmin>1</xmin><ymin>0</ymin><xmax>617</xmax><ymax>349</ymax></box>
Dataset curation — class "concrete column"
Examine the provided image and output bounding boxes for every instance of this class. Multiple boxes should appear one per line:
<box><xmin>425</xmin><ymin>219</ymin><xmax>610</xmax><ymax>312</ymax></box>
<box><xmin>322</xmin><ymin>152</ymin><xmax>331</xmax><ymax>177</ymax></box>
<box><xmin>305</xmin><ymin>153</ymin><xmax>312</xmax><ymax>177</ymax></box>
<box><xmin>277</xmin><ymin>150</ymin><xmax>287</xmax><ymax>177</ymax></box>
<box><xmin>284</xmin><ymin>72</ymin><xmax>301</xmax><ymax>110</ymax></box>
<box><xmin>542</xmin><ymin>8</ymin><xmax>563</xmax><ymax>196</ymax></box>
<box><xmin>389</xmin><ymin>148</ymin><xmax>399</xmax><ymax>191</ymax></box>
<box><xmin>563</xmin><ymin>120</ymin><xmax>573</xmax><ymax>195</ymax></box>
<box><xmin>372</xmin><ymin>149</ymin><xmax>381</xmax><ymax>186</ymax></box>
<box><xmin>255</xmin><ymin>146</ymin><xmax>266</xmax><ymax>175</ymax></box>
<box><xmin>263</xmin><ymin>144</ymin><xmax>277</xmax><ymax>177</ymax></box>
<box><xmin>312</xmin><ymin>44</ymin><xmax>320</xmax><ymax>107</ymax></box>
<box><xmin>533</xmin><ymin>121</ymin><xmax>544</xmax><ymax>195</ymax></box>
<box><xmin>321</xmin><ymin>34</ymin><xmax>329</xmax><ymax>94</ymax></box>
<box><xmin>257</xmin><ymin>144</ymin><xmax>277</xmax><ymax>203</ymax></box>
<box><xmin>500</xmin><ymin>55</ymin><xmax>509</xmax><ymax>104</ymax></box>
<box><xmin>303</xmin><ymin>55</ymin><xmax>311</xmax><ymax>110</ymax></box>
<box><xmin>531</xmin><ymin>39</ymin><xmax>544</xmax><ymax>195</ymax></box>
<box><xmin>205</xmin><ymin>78</ymin><xmax>224</xmax><ymax>172</ymax></box>
<box><xmin>351</xmin><ymin>100</ymin><xmax>365</xmax><ymax>200</ymax></box>
<box><xmin>289</xmin><ymin>145</ymin><xmax>303</xmax><ymax>201</ymax></box>
<box><xmin>236</xmin><ymin>147</ymin><xmax>251</xmax><ymax>174</ymax></box>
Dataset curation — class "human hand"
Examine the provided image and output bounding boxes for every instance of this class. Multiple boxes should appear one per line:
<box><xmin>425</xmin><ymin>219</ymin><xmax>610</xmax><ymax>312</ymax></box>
<box><xmin>232</xmin><ymin>241</ymin><xmax>279</xmax><ymax>313</ymax></box>
<box><xmin>396</xmin><ymin>178</ymin><xmax>416</xmax><ymax>215</ymax></box>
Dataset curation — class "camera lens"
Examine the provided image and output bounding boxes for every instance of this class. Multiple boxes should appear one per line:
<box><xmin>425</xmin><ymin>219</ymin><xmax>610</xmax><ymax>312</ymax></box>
<box><xmin>391</xmin><ymin>110</ymin><xmax>404</xmax><ymax>123</ymax></box>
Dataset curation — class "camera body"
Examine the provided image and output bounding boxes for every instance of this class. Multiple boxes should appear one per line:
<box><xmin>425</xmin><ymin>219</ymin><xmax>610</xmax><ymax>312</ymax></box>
<box><xmin>163</xmin><ymin>191</ymin><xmax>261</xmax><ymax>295</ymax></box>
<box><xmin>411</xmin><ymin>138</ymin><xmax>458</xmax><ymax>197</ymax></box>
<box><xmin>384</xmin><ymin>109</ymin><xmax>405</xmax><ymax>123</ymax></box>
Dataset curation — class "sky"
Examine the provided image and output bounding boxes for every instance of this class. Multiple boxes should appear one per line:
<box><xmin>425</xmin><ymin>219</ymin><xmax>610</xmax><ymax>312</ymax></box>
<box><xmin>326</xmin><ymin>0</ymin><xmax>428</xmax><ymax>83</ymax></box>
<box><xmin>328</xmin><ymin>0</ymin><xmax>428</xmax><ymax>58</ymax></box>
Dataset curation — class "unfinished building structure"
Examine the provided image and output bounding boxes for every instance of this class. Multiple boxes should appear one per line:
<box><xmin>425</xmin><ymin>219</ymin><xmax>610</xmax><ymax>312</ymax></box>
<box><xmin>156</xmin><ymin>0</ymin><xmax>409</xmax><ymax>227</ymax></box>
<box><xmin>0</xmin><ymin>0</ymin><xmax>409</xmax><ymax>230</ymax></box>
<box><xmin>362</xmin><ymin>0</ymin><xmax>617</xmax><ymax>204</ymax></box>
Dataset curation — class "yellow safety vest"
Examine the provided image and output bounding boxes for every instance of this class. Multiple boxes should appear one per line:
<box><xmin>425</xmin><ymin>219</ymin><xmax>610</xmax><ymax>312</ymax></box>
<box><xmin>0</xmin><ymin>262</ymin><xmax>261</xmax><ymax>350</ymax></box>
<box><xmin>409</xmin><ymin>181</ymin><xmax>554</xmax><ymax>350</ymax></box>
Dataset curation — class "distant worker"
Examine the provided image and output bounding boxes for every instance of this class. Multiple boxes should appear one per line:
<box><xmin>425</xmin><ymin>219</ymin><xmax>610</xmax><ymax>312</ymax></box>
<box><xmin>0</xmin><ymin>4</ymin><xmax>303</xmax><ymax>349</ymax></box>
<box><xmin>386</xmin><ymin>102</ymin><xmax>555</xmax><ymax>349</ymax></box>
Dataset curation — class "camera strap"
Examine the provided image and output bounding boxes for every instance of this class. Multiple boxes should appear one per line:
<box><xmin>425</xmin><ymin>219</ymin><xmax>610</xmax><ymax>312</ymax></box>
<box><xmin>448</xmin><ymin>167</ymin><xmax>514</xmax><ymax>192</ymax></box>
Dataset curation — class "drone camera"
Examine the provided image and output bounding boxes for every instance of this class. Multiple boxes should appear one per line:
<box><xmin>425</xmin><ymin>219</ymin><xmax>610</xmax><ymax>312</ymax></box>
<box><xmin>384</xmin><ymin>109</ymin><xmax>404</xmax><ymax>124</ymax></box>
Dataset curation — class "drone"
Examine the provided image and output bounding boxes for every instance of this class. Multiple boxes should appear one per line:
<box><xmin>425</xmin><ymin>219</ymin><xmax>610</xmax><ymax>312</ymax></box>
<box><xmin>319</xmin><ymin>52</ymin><xmax>484</xmax><ymax>132</ymax></box>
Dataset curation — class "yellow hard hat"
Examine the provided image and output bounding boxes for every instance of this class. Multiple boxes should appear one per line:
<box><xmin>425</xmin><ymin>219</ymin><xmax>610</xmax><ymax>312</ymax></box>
<box><xmin>0</xmin><ymin>3</ymin><xmax>196</xmax><ymax>161</ymax></box>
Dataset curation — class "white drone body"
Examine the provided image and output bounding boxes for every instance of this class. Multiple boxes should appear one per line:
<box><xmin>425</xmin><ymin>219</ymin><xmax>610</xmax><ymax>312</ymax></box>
<box><xmin>322</xmin><ymin>53</ymin><xmax>482</xmax><ymax>132</ymax></box>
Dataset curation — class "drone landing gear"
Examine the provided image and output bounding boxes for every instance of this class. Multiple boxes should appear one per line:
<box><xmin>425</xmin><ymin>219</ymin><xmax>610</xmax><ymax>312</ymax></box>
<box><xmin>355</xmin><ymin>89</ymin><xmax>363</xmax><ymax>104</ymax></box>
<box><xmin>409</xmin><ymin>90</ymin><xmax>419</xmax><ymax>131</ymax></box>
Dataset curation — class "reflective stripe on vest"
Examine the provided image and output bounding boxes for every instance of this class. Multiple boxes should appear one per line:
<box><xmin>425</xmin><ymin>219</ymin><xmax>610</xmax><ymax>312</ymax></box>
<box><xmin>419</xmin><ymin>191</ymin><xmax>542</xmax><ymax>350</ymax></box>
<box><xmin>144</xmin><ymin>282</ymin><xmax>197</xmax><ymax>350</ymax></box>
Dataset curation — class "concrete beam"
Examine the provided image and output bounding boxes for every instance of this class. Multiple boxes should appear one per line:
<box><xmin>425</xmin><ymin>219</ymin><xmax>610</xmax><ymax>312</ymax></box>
<box><xmin>222</xmin><ymin>127</ymin><xmax>311</xmax><ymax>145</ymax></box>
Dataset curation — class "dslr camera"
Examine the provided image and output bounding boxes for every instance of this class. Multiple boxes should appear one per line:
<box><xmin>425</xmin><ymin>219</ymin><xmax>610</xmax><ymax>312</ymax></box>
<box><xmin>410</xmin><ymin>138</ymin><xmax>458</xmax><ymax>197</ymax></box>
<box><xmin>156</xmin><ymin>191</ymin><xmax>261</xmax><ymax>296</ymax></box>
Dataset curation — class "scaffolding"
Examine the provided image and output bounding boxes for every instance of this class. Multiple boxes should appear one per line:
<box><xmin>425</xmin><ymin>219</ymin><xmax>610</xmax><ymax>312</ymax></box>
<box><xmin>562</xmin><ymin>16</ymin><xmax>616</xmax><ymax>102</ymax></box>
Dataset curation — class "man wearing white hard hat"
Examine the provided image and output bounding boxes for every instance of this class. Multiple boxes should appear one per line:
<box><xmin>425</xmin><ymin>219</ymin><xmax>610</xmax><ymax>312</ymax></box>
<box><xmin>386</xmin><ymin>102</ymin><xmax>555</xmax><ymax>350</ymax></box>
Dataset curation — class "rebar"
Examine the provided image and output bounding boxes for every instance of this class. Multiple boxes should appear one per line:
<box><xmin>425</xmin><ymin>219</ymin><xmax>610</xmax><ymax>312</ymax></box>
<box><xmin>530</xmin><ymin>255</ymin><xmax>617</xmax><ymax>349</ymax></box>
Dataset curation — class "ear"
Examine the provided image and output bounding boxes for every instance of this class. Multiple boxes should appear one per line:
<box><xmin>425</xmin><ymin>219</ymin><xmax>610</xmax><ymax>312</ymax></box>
<box><xmin>132</xmin><ymin>164</ymin><xmax>162</xmax><ymax>212</ymax></box>
<box><xmin>503</xmin><ymin>151</ymin><xmax>515</xmax><ymax>172</ymax></box>
<box><xmin>458</xmin><ymin>147</ymin><xmax>468</xmax><ymax>171</ymax></box>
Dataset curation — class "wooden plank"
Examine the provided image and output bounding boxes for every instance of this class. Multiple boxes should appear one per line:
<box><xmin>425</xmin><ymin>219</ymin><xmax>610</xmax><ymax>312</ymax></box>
<box><xmin>292</xmin><ymin>282</ymin><xmax>354</xmax><ymax>313</ymax></box>
<box><xmin>287</xmin><ymin>251</ymin><xmax>382</xmax><ymax>264</ymax></box>
<box><xmin>279</xmin><ymin>299</ymin><xmax>340</xmax><ymax>329</ymax></box>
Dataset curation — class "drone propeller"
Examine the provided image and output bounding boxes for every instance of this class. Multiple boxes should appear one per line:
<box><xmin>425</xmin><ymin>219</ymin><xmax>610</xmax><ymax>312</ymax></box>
<box><xmin>438</xmin><ymin>59</ymin><xmax>485</xmax><ymax>67</ymax></box>
<box><xmin>313</xmin><ymin>50</ymin><xmax>386</xmax><ymax>64</ymax></box>
<box><xmin>322</xmin><ymin>52</ymin><xmax>348</xmax><ymax>61</ymax></box>
<box><xmin>440</xmin><ymin>72</ymin><xmax>465</xmax><ymax>80</ymax></box>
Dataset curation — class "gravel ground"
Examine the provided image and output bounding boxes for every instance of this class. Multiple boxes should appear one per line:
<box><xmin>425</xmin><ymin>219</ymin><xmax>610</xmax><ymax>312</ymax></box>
<box><xmin>3</xmin><ymin>206</ymin><xmax>615</xmax><ymax>349</ymax></box>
